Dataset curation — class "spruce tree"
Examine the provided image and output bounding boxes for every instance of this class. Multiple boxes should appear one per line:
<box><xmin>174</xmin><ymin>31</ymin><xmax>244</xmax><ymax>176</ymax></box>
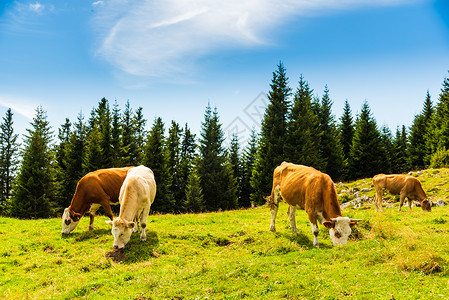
<box><xmin>349</xmin><ymin>101</ymin><xmax>383</xmax><ymax>180</ymax></box>
<box><xmin>54</xmin><ymin>118</ymin><xmax>72</xmax><ymax>209</ymax></box>
<box><xmin>143</xmin><ymin>117</ymin><xmax>175</xmax><ymax>213</ymax></box>
<box><xmin>240</xmin><ymin>128</ymin><xmax>257</xmax><ymax>208</ymax></box>
<box><xmin>428</xmin><ymin>72</ymin><xmax>449</xmax><ymax>155</ymax></box>
<box><xmin>121</xmin><ymin>101</ymin><xmax>139</xmax><ymax>166</ymax></box>
<box><xmin>179</xmin><ymin>123</ymin><xmax>196</xmax><ymax>212</ymax></box>
<box><xmin>83</xmin><ymin>126</ymin><xmax>103</xmax><ymax>173</ymax></box>
<box><xmin>134</xmin><ymin>107</ymin><xmax>147</xmax><ymax>165</ymax></box>
<box><xmin>379</xmin><ymin>125</ymin><xmax>394</xmax><ymax>174</ymax></box>
<box><xmin>409</xmin><ymin>90</ymin><xmax>433</xmax><ymax>168</ymax></box>
<box><xmin>97</xmin><ymin>98</ymin><xmax>114</xmax><ymax>168</ymax></box>
<box><xmin>339</xmin><ymin>100</ymin><xmax>354</xmax><ymax>159</ymax></box>
<box><xmin>111</xmin><ymin>101</ymin><xmax>122</xmax><ymax>166</ymax></box>
<box><xmin>84</xmin><ymin>98</ymin><xmax>114</xmax><ymax>172</ymax></box>
<box><xmin>228</xmin><ymin>133</ymin><xmax>241</xmax><ymax>206</ymax></box>
<box><xmin>10</xmin><ymin>106</ymin><xmax>55</xmax><ymax>218</ymax></box>
<box><xmin>63</xmin><ymin>113</ymin><xmax>87</xmax><ymax>208</ymax></box>
<box><xmin>284</xmin><ymin>75</ymin><xmax>321</xmax><ymax>168</ymax></box>
<box><xmin>167</xmin><ymin>121</ymin><xmax>184</xmax><ymax>212</ymax></box>
<box><xmin>197</xmin><ymin>104</ymin><xmax>237</xmax><ymax>211</ymax></box>
<box><xmin>392</xmin><ymin>125</ymin><xmax>408</xmax><ymax>173</ymax></box>
<box><xmin>315</xmin><ymin>85</ymin><xmax>344</xmax><ymax>180</ymax></box>
<box><xmin>185</xmin><ymin>168</ymin><xmax>205</xmax><ymax>213</ymax></box>
<box><xmin>338</xmin><ymin>100</ymin><xmax>354</xmax><ymax>180</ymax></box>
<box><xmin>0</xmin><ymin>108</ymin><xmax>19</xmax><ymax>214</ymax></box>
<box><xmin>251</xmin><ymin>62</ymin><xmax>291</xmax><ymax>205</ymax></box>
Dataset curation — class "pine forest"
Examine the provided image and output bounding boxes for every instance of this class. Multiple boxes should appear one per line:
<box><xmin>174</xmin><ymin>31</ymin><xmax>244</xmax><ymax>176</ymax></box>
<box><xmin>1</xmin><ymin>63</ymin><xmax>449</xmax><ymax>219</ymax></box>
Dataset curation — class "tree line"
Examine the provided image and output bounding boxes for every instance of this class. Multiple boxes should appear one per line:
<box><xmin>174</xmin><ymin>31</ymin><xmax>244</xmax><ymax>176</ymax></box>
<box><xmin>1</xmin><ymin>63</ymin><xmax>448</xmax><ymax>218</ymax></box>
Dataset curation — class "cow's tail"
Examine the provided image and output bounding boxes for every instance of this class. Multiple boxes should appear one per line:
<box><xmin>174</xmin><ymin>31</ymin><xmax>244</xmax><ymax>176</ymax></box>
<box><xmin>266</xmin><ymin>185</ymin><xmax>281</xmax><ymax>209</ymax></box>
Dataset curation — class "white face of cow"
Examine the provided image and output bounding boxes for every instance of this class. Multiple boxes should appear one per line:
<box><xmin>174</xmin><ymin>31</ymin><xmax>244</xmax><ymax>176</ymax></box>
<box><xmin>324</xmin><ymin>217</ymin><xmax>359</xmax><ymax>246</ymax></box>
<box><xmin>61</xmin><ymin>208</ymin><xmax>80</xmax><ymax>234</ymax></box>
<box><xmin>106</xmin><ymin>218</ymin><xmax>135</xmax><ymax>249</ymax></box>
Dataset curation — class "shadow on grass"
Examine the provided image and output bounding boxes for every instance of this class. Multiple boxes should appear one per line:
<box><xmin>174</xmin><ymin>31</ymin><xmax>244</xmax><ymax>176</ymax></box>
<box><xmin>61</xmin><ymin>228</ymin><xmax>111</xmax><ymax>241</ymax></box>
<box><xmin>275</xmin><ymin>231</ymin><xmax>333</xmax><ymax>250</ymax></box>
<box><xmin>105</xmin><ymin>231</ymin><xmax>160</xmax><ymax>263</ymax></box>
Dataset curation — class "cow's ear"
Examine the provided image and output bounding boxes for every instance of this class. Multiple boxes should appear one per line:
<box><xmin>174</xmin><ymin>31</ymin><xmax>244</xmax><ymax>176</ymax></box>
<box><xmin>323</xmin><ymin>221</ymin><xmax>335</xmax><ymax>229</ymax></box>
<box><xmin>105</xmin><ymin>220</ymin><xmax>113</xmax><ymax>227</ymax></box>
<box><xmin>127</xmin><ymin>222</ymin><xmax>136</xmax><ymax>229</ymax></box>
<box><xmin>72</xmin><ymin>213</ymin><xmax>82</xmax><ymax>222</ymax></box>
<box><xmin>349</xmin><ymin>222</ymin><xmax>357</xmax><ymax>228</ymax></box>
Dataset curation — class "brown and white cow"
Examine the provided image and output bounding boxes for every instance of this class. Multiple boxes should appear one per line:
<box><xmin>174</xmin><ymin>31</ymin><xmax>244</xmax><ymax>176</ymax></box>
<box><xmin>61</xmin><ymin>167</ymin><xmax>134</xmax><ymax>234</ymax></box>
<box><xmin>106</xmin><ymin>165</ymin><xmax>156</xmax><ymax>249</ymax></box>
<box><xmin>266</xmin><ymin>162</ymin><xmax>362</xmax><ymax>247</ymax></box>
<box><xmin>372</xmin><ymin>174</ymin><xmax>432</xmax><ymax>212</ymax></box>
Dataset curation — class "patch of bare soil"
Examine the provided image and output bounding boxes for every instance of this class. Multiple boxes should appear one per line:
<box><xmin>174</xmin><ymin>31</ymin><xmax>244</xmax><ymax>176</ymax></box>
<box><xmin>105</xmin><ymin>248</ymin><xmax>126</xmax><ymax>262</ymax></box>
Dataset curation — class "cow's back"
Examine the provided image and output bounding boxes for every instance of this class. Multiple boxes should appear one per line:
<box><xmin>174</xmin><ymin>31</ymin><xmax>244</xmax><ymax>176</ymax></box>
<box><xmin>374</xmin><ymin>174</ymin><xmax>417</xmax><ymax>195</ymax></box>
<box><xmin>278</xmin><ymin>164</ymin><xmax>336</xmax><ymax>212</ymax></box>
<box><xmin>71</xmin><ymin>167</ymin><xmax>133</xmax><ymax>209</ymax></box>
<box><xmin>119</xmin><ymin>166</ymin><xmax>156</xmax><ymax>219</ymax></box>
<box><xmin>120</xmin><ymin>166</ymin><xmax>156</xmax><ymax>207</ymax></box>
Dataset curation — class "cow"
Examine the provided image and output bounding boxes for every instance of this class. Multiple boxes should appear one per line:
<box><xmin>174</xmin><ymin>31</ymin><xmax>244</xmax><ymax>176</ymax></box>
<box><xmin>61</xmin><ymin>167</ymin><xmax>134</xmax><ymax>234</ymax></box>
<box><xmin>372</xmin><ymin>174</ymin><xmax>432</xmax><ymax>212</ymax></box>
<box><xmin>106</xmin><ymin>165</ymin><xmax>156</xmax><ymax>249</ymax></box>
<box><xmin>266</xmin><ymin>162</ymin><xmax>362</xmax><ymax>247</ymax></box>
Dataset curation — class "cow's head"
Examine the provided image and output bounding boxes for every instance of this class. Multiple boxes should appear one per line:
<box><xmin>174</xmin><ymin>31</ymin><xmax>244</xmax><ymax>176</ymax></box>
<box><xmin>61</xmin><ymin>207</ymin><xmax>82</xmax><ymax>234</ymax></box>
<box><xmin>421</xmin><ymin>198</ymin><xmax>432</xmax><ymax>212</ymax></box>
<box><xmin>323</xmin><ymin>217</ymin><xmax>362</xmax><ymax>246</ymax></box>
<box><xmin>106</xmin><ymin>218</ymin><xmax>136</xmax><ymax>249</ymax></box>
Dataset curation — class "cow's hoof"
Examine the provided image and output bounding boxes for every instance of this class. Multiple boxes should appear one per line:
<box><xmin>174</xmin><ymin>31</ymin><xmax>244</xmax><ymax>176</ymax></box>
<box><xmin>269</xmin><ymin>226</ymin><xmax>276</xmax><ymax>232</ymax></box>
<box><xmin>141</xmin><ymin>238</ymin><xmax>147</xmax><ymax>242</ymax></box>
<box><xmin>88</xmin><ymin>225</ymin><xmax>94</xmax><ymax>230</ymax></box>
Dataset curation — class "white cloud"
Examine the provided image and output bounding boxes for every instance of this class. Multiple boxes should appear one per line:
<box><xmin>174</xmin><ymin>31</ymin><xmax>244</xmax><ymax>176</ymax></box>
<box><xmin>92</xmin><ymin>1</ymin><xmax>104</xmax><ymax>7</ymax></box>
<box><xmin>0</xmin><ymin>96</ymin><xmax>37</xmax><ymax>120</ymax></box>
<box><xmin>93</xmin><ymin>0</ymin><xmax>414</xmax><ymax>80</ymax></box>
<box><xmin>29</xmin><ymin>2</ymin><xmax>44</xmax><ymax>14</ymax></box>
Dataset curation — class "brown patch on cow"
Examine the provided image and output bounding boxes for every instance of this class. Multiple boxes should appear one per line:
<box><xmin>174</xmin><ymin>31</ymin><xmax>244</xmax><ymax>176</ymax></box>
<box><xmin>105</xmin><ymin>248</ymin><xmax>126</xmax><ymax>262</ymax></box>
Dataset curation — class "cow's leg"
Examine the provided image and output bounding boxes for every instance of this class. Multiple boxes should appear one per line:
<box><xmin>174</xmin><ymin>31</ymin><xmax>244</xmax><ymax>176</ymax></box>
<box><xmin>133</xmin><ymin>215</ymin><xmax>139</xmax><ymax>232</ymax></box>
<box><xmin>407</xmin><ymin>197</ymin><xmax>413</xmax><ymax>212</ymax></box>
<box><xmin>374</xmin><ymin>189</ymin><xmax>384</xmax><ymax>212</ymax></box>
<box><xmin>269</xmin><ymin>185</ymin><xmax>281</xmax><ymax>232</ymax></box>
<box><xmin>398</xmin><ymin>193</ymin><xmax>406</xmax><ymax>212</ymax></box>
<box><xmin>287</xmin><ymin>206</ymin><xmax>298</xmax><ymax>233</ymax></box>
<box><xmin>270</xmin><ymin>205</ymin><xmax>279</xmax><ymax>232</ymax></box>
<box><xmin>102</xmin><ymin>202</ymin><xmax>115</xmax><ymax>222</ymax></box>
<box><xmin>88</xmin><ymin>203</ymin><xmax>101</xmax><ymax>230</ymax></box>
<box><xmin>308</xmin><ymin>213</ymin><xmax>320</xmax><ymax>247</ymax></box>
<box><xmin>139</xmin><ymin>205</ymin><xmax>151</xmax><ymax>242</ymax></box>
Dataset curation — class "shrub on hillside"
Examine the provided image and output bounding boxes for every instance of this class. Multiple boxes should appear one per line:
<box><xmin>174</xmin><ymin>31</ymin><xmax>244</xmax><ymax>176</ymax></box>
<box><xmin>430</xmin><ymin>147</ymin><xmax>449</xmax><ymax>168</ymax></box>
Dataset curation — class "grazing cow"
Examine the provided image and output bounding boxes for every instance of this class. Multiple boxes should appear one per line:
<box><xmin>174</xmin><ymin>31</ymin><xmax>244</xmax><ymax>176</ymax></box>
<box><xmin>372</xmin><ymin>174</ymin><xmax>432</xmax><ymax>212</ymax></box>
<box><xmin>266</xmin><ymin>162</ymin><xmax>362</xmax><ymax>247</ymax></box>
<box><xmin>106</xmin><ymin>165</ymin><xmax>156</xmax><ymax>249</ymax></box>
<box><xmin>62</xmin><ymin>167</ymin><xmax>133</xmax><ymax>234</ymax></box>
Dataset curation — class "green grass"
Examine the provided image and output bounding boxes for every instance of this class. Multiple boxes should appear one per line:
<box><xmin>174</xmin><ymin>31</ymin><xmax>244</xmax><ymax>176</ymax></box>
<box><xmin>1</xmin><ymin>170</ymin><xmax>449</xmax><ymax>299</ymax></box>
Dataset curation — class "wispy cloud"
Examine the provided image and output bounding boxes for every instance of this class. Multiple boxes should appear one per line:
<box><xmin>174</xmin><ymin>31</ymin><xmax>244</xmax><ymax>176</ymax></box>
<box><xmin>93</xmin><ymin>0</ymin><xmax>414</xmax><ymax>80</ymax></box>
<box><xmin>92</xmin><ymin>1</ymin><xmax>104</xmax><ymax>7</ymax></box>
<box><xmin>0</xmin><ymin>96</ymin><xmax>37</xmax><ymax>120</ymax></box>
<box><xmin>29</xmin><ymin>2</ymin><xmax>44</xmax><ymax>14</ymax></box>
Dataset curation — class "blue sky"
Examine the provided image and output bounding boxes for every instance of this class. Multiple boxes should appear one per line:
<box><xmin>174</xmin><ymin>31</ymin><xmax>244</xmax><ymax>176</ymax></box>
<box><xmin>1</xmin><ymin>0</ymin><xmax>449</xmax><ymax>146</ymax></box>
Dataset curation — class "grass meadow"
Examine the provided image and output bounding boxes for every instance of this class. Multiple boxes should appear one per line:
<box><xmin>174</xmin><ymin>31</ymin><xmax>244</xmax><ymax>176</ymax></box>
<box><xmin>1</xmin><ymin>169</ymin><xmax>449</xmax><ymax>299</ymax></box>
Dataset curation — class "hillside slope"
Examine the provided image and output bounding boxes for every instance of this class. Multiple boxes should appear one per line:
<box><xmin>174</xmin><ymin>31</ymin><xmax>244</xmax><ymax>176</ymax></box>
<box><xmin>0</xmin><ymin>170</ymin><xmax>449</xmax><ymax>299</ymax></box>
